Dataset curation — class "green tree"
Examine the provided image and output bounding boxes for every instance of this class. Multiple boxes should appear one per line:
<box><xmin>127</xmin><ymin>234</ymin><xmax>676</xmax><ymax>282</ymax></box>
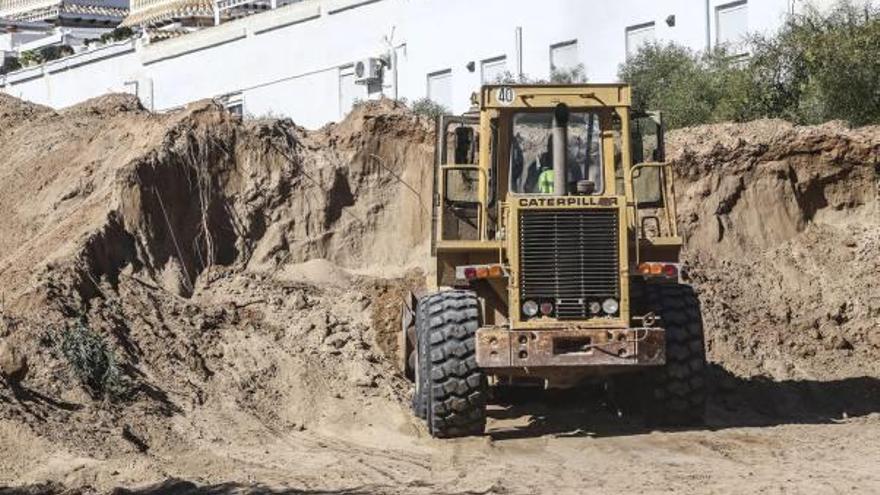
<box><xmin>767</xmin><ymin>1</ymin><xmax>880</xmax><ymax>125</ymax></box>
<box><xmin>618</xmin><ymin>43</ymin><xmax>722</xmax><ymax>128</ymax></box>
<box><xmin>618</xmin><ymin>0</ymin><xmax>880</xmax><ymax>128</ymax></box>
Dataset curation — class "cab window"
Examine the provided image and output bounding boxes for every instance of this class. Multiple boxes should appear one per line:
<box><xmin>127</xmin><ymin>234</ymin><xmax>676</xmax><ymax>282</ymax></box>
<box><xmin>509</xmin><ymin>112</ymin><xmax>603</xmax><ymax>195</ymax></box>
<box><xmin>444</xmin><ymin>168</ymin><xmax>479</xmax><ymax>203</ymax></box>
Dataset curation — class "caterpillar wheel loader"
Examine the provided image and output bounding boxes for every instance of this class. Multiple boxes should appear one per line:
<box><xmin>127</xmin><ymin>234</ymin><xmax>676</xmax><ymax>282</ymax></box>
<box><xmin>400</xmin><ymin>84</ymin><xmax>707</xmax><ymax>438</ymax></box>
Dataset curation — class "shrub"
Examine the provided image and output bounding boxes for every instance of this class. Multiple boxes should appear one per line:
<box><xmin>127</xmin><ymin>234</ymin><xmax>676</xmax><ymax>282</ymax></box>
<box><xmin>409</xmin><ymin>97</ymin><xmax>449</xmax><ymax>119</ymax></box>
<box><xmin>41</xmin><ymin>45</ymin><xmax>74</xmax><ymax>61</ymax></box>
<box><xmin>99</xmin><ymin>26</ymin><xmax>134</xmax><ymax>45</ymax></box>
<box><xmin>0</xmin><ymin>57</ymin><xmax>21</xmax><ymax>75</ymax></box>
<box><xmin>18</xmin><ymin>50</ymin><xmax>41</xmax><ymax>67</ymax></box>
<box><xmin>550</xmin><ymin>64</ymin><xmax>588</xmax><ymax>84</ymax></box>
<box><xmin>17</xmin><ymin>45</ymin><xmax>75</xmax><ymax>67</ymax></box>
<box><xmin>60</xmin><ymin>323</ymin><xmax>128</xmax><ymax>400</ymax></box>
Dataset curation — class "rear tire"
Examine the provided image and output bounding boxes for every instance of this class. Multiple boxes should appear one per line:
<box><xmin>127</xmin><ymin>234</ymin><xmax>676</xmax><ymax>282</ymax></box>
<box><xmin>420</xmin><ymin>290</ymin><xmax>487</xmax><ymax>438</ymax></box>
<box><xmin>645</xmin><ymin>283</ymin><xmax>708</xmax><ymax>427</ymax></box>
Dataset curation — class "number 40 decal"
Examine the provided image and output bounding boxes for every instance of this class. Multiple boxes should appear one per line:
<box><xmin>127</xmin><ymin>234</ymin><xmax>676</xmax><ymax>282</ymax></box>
<box><xmin>496</xmin><ymin>86</ymin><xmax>516</xmax><ymax>105</ymax></box>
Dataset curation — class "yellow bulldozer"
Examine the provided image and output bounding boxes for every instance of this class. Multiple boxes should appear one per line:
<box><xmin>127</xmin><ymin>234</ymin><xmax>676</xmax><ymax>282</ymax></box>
<box><xmin>400</xmin><ymin>84</ymin><xmax>707</xmax><ymax>438</ymax></box>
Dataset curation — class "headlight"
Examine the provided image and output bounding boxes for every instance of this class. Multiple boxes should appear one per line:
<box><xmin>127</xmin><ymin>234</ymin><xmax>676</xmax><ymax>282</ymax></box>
<box><xmin>522</xmin><ymin>300</ymin><xmax>539</xmax><ymax>317</ymax></box>
<box><xmin>602</xmin><ymin>298</ymin><xmax>619</xmax><ymax>315</ymax></box>
<box><xmin>588</xmin><ymin>301</ymin><xmax>602</xmax><ymax>314</ymax></box>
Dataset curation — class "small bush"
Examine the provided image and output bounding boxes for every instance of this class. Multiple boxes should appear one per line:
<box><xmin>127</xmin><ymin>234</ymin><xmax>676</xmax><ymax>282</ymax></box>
<box><xmin>409</xmin><ymin>97</ymin><xmax>449</xmax><ymax>119</ymax></box>
<box><xmin>0</xmin><ymin>57</ymin><xmax>21</xmax><ymax>75</ymax></box>
<box><xmin>99</xmin><ymin>26</ymin><xmax>134</xmax><ymax>45</ymax></box>
<box><xmin>18</xmin><ymin>50</ymin><xmax>41</xmax><ymax>67</ymax></box>
<box><xmin>18</xmin><ymin>45</ymin><xmax>74</xmax><ymax>67</ymax></box>
<box><xmin>60</xmin><ymin>323</ymin><xmax>128</xmax><ymax>400</ymax></box>
<box><xmin>492</xmin><ymin>70</ymin><xmax>529</xmax><ymax>84</ymax></box>
<box><xmin>550</xmin><ymin>64</ymin><xmax>588</xmax><ymax>84</ymax></box>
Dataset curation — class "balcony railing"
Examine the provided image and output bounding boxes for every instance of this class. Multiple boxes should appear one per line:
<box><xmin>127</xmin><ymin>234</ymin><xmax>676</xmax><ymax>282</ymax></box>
<box><xmin>122</xmin><ymin>0</ymin><xmax>214</xmax><ymax>26</ymax></box>
<box><xmin>124</xmin><ymin>0</ymin><xmax>304</xmax><ymax>27</ymax></box>
<box><xmin>0</xmin><ymin>0</ymin><xmax>61</xmax><ymax>19</ymax></box>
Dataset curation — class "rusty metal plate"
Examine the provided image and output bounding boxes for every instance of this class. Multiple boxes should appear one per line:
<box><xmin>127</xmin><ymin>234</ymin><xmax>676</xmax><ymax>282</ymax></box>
<box><xmin>476</xmin><ymin>327</ymin><xmax>512</xmax><ymax>367</ymax></box>
<box><xmin>475</xmin><ymin>327</ymin><xmax>665</xmax><ymax>369</ymax></box>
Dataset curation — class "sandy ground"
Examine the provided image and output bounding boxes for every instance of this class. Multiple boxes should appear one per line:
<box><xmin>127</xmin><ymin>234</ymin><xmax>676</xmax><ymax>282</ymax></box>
<box><xmin>5</xmin><ymin>394</ymin><xmax>880</xmax><ymax>494</ymax></box>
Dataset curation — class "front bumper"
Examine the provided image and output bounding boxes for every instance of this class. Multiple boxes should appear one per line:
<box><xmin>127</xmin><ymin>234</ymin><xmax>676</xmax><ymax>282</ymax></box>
<box><xmin>475</xmin><ymin>327</ymin><xmax>665</xmax><ymax>369</ymax></box>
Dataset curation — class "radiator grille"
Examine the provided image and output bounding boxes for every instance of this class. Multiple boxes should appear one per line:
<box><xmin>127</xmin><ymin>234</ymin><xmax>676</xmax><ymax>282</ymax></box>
<box><xmin>519</xmin><ymin>209</ymin><xmax>620</xmax><ymax>320</ymax></box>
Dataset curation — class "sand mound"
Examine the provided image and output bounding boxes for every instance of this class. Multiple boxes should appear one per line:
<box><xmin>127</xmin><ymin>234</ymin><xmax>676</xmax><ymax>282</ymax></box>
<box><xmin>0</xmin><ymin>96</ymin><xmax>434</xmax><ymax>488</ymax></box>
<box><xmin>0</xmin><ymin>93</ymin><xmax>53</xmax><ymax>133</ymax></box>
<box><xmin>0</xmin><ymin>96</ymin><xmax>433</xmax><ymax>308</ymax></box>
<box><xmin>668</xmin><ymin>119</ymin><xmax>880</xmax><ymax>379</ymax></box>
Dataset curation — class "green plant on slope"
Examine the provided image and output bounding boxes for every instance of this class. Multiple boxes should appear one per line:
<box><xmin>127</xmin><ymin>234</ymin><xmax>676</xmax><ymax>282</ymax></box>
<box><xmin>60</xmin><ymin>322</ymin><xmax>128</xmax><ymax>400</ymax></box>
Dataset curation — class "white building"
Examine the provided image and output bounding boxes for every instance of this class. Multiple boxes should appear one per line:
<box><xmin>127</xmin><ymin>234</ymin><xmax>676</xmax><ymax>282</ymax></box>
<box><xmin>0</xmin><ymin>0</ymin><xmax>845</xmax><ymax>128</ymax></box>
<box><xmin>121</xmin><ymin>0</ymin><xmax>306</xmax><ymax>32</ymax></box>
<box><xmin>0</xmin><ymin>0</ymin><xmax>129</xmax><ymax>70</ymax></box>
<box><xmin>0</xmin><ymin>0</ymin><xmax>127</xmax><ymax>28</ymax></box>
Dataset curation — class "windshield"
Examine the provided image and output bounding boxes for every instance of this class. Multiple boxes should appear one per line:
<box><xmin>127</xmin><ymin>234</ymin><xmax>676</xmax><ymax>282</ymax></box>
<box><xmin>509</xmin><ymin>112</ymin><xmax>603</xmax><ymax>195</ymax></box>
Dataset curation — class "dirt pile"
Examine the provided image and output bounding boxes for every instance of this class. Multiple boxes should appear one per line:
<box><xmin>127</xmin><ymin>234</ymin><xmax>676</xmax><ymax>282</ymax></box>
<box><xmin>0</xmin><ymin>94</ymin><xmax>433</xmax><ymax>309</ymax></box>
<box><xmin>0</xmin><ymin>95</ymin><xmax>435</xmax><ymax>489</ymax></box>
<box><xmin>668</xmin><ymin>120</ymin><xmax>880</xmax><ymax>380</ymax></box>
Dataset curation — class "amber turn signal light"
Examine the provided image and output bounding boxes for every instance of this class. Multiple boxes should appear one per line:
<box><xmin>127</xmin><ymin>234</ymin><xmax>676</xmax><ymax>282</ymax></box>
<box><xmin>637</xmin><ymin>262</ymin><xmax>680</xmax><ymax>279</ymax></box>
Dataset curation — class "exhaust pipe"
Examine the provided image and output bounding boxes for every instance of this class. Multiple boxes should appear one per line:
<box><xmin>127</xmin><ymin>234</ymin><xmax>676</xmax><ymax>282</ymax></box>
<box><xmin>552</xmin><ymin>103</ymin><xmax>569</xmax><ymax>196</ymax></box>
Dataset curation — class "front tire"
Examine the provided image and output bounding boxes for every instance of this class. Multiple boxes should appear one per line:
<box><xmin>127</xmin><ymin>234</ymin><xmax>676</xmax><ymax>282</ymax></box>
<box><xmin>419</xmin><ymin>290</ymin><xmax>487</xmax><ymax>438</ymax></box>
<box><xmin>412</xmin><ymin>299</ymin><xmax>429</xmax><ymax>419</ymax></box>
<box><xmin>645</xmin><ymin>283</ymin><xmax>708</xmax><ymax>426</ymax></box>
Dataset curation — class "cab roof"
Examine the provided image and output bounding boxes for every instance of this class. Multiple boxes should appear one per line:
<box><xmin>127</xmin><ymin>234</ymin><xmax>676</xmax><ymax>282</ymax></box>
<box><xmin>480</xmin><ymin>83</ymin><xmax>632</xmax><ymax>110</ymax></box>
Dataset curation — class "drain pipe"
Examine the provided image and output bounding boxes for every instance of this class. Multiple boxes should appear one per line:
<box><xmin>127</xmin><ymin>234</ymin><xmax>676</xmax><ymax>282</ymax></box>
<box><xmin>390</xmin><ymin>45</ymin><xmax>399</xmax><ymax>100</ymax></box>
<box><xmin>705</xmin><ymin>0</ymin><xmax>711</xmax><ymax>51</ymax></box>
<box><xmin>552</xmin><ymin>104</ymin><xmax>569</xmax><ymax>196</ymax></box>
<box><xmin>515</xmin><ymin>26</ymin><xmax>523</xmax><ymax>80</ymax></box>
<box><xmin>382</xmin><ymin>27</ymin><xmax>403</xmax><ymax>101</ymax></box>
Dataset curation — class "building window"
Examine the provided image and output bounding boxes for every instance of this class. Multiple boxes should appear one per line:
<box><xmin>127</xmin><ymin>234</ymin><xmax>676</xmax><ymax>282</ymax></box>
<box><xmin>549</xmin><ymin>40</ymin><xmax>579</xmax><ymax>71</ymax></box>
<box><xmin>625</xmin><ymin>22</ymin><xmax>655</xmax><ymax>58</ymax></box>
<box><xmin>427</xmin><ymin>69</ymin><xmax>452</xmax><ymax>111</ymax></box>
<box><xmin>481</xmin><ymin>56</ymin><xmax>507</xmax><ymax>84</ymax></box>
<box><xmin>339</xmin><ymin>65</ymin><xmax>360</xmax><ymax>118</ymax></box>
<box><xmin>218</xmin><ymin>92</ymin><xmax>244</xmax><ymax>118</ymax></box>
<box><xmin>716</xmin><ymin>0</ymin><xmax>748</xmax><ymax>50</ymax></box>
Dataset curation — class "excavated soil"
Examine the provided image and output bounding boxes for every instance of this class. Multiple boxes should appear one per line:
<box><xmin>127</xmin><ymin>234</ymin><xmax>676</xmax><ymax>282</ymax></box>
<box><xmin>669</xmin><ymin>120</ymin><xmax>880</xmax><ymax>380</ymax></box>
<box><xmin>0</xmin><ymin>94</ymin><xmax>879</xmax><ymax>494</ymax></box>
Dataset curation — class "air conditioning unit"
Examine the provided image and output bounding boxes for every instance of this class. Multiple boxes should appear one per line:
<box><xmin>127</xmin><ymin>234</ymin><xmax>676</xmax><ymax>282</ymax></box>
<box><xmin>354</xmin><ymin>57</ymin><xmax>382</xmax><ymax>84</ymax></box>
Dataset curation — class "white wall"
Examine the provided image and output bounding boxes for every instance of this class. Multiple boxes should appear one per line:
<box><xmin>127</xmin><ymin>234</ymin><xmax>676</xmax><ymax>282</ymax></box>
<box><xmin>1</xmin><ymin>0</ymin><xmax>811</xmax><ymax>128</ymax></box>
<box><xmin>387</xmin><ymin>0</ymin><xmax>795</xmax><ymax>113</ymax></box>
